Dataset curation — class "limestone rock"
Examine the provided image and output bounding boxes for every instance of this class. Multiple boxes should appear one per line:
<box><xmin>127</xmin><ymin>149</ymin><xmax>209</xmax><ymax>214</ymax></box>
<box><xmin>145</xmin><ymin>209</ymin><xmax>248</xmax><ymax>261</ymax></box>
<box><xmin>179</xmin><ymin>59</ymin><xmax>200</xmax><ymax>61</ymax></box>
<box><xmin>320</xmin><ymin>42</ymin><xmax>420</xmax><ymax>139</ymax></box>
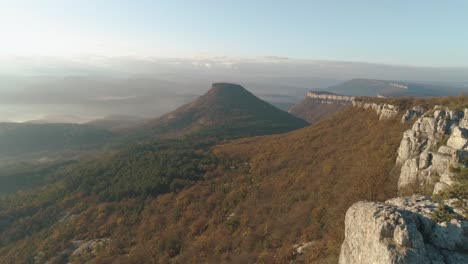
<box><xmin>352</xmin><ymin>101</ymin><xmax>400</xmax><ymax>120</ymax></box>
<box><xmin>401</xmin><ymin>106</ymin><xmax>425</xmax><ymax>123</ymax></box>
<box><xmin>290</xmin><ymin>241</ymin><xmax>316</xmax><ymax>264</ymax></box>
<box><xmin>341</xmin><ymin>106</ymin><xmax>468</xmax><ymax>264</ymax></box>
<box><xmin>460</xmin><ymin>109</ymin><xmax>468</xmax><ymax>129</ymax></box>
<box><xmin>447</xmin><ymin>126</ymin><xmax>468</xmax><ymax>150</ymax></box>
<box><xmin>339</xmin><ymin>197</ymin><xmax>468</xmax><ymax>264</ymax></box>
<box><xmin>306</xmin><ymin>91</ymin><xmax>355</xmax><ymax>103</ymax></box>
<box><xmin>70</xmin><ymin>238</ymin><xmax>110</xmax><ymax>258</ymax></box>
<box><xmin>396</xmin><ymin>107</ymin><xmax>468</xmax><ymax>195</ymax></box>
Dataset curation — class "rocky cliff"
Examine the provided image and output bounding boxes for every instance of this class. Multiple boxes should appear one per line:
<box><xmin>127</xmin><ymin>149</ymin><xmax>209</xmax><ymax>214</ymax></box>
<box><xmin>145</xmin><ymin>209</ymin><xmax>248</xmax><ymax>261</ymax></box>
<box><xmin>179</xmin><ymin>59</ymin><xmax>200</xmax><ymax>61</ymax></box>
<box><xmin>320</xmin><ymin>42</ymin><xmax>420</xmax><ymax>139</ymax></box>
<box><xmin>306</xmin><ymin>91</ymin><xmax>355</xmax><ymax>103</ymax></box>
<box><xmin>288</xmin><ymin>91</ymin><xmax>354</xmax><ymax>123</ymax></box>
<box><xmin>340</xmin><ymin>197</ymin><xmax>467</xmax><ymax>264</ymax></box>
<box><xmin>352</xmin><ymin>101</ymin><xmax>400</xmax><ymax>120</ymax></box>
<box><xmin>340</xmin><ymin>103</ymin><xmax>468</xmax><ymax>264</ymax></box>
<box><xmin>397</xmin><ymin>107</ymin><xmax>468</xmax><ymax>196</ymax></box>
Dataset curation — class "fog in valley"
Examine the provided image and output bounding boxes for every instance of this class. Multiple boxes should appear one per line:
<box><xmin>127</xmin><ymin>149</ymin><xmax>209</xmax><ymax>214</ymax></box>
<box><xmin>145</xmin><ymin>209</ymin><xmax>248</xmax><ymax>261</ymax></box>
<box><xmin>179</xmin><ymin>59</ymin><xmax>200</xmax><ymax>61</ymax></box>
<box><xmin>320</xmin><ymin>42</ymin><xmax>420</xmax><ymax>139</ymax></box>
<box><xmin>1</xmin><ymin>56</ymin><xmax>468</xmax><ymax>123</ymax></box>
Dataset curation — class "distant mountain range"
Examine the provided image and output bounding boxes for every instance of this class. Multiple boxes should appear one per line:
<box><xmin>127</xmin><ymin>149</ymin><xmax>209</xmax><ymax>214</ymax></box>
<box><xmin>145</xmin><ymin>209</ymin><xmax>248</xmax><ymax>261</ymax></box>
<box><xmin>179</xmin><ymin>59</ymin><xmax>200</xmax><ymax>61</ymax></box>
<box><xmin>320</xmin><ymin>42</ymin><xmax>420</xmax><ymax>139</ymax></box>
<box><xmin>2</xmin><ymin>79</ymin><xmax>464</xmax><ymax>162</ymax></box>
<box><xmin>325</xmin><ymin>78</ymin><xmax>465</xmax><ymax>97</ymax></box>
<box><xmin>287</xmin><ymin>77</ymin><xmax>468</xmax><ymax>123</ymax></box>
<box><xmin>0</xmin><ymin>82</ymin><xmax>467</xmax><ymax>263</ymax></box>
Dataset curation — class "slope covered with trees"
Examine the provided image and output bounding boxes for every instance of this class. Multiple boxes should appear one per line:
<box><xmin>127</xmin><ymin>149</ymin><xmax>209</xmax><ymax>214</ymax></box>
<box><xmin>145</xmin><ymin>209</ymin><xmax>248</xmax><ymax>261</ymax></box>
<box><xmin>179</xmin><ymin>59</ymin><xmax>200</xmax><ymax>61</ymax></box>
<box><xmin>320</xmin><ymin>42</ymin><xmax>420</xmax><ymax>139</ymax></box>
<box><xmin>0</xmin><ymin>106</ymin><xmax>407</xmax><ymax>263</ymax></box>
<box><xmin>3</xmin><ymin>94</ymin><xmax>466</xmax><ymax>263</ymax></box>
<box><xmin>0</xmin><ymin>123</ymin><xmax>113</xmax><ymax>161</ymax></box>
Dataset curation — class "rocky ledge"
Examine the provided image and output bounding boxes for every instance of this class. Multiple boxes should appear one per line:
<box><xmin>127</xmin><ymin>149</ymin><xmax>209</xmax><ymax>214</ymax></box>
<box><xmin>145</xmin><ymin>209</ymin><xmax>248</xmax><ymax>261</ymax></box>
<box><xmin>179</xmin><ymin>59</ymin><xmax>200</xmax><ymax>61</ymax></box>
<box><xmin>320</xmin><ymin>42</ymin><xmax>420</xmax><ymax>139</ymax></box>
<box><xmin>396</xmin><ymin>106</ymin><xmax>468</xmax><ymax>195</ymax></box>
<box><xmin>352</xmin><ymin>101</ymin><xmax>400</xmax><ymax>120</ymax></box>
<box><xmin>340</xmin><ymin>196</ymin><xmax>468</xmax><ymax>264</ymax></box>
<box><xmin>306</xmin><ymin>91</ymin><xmax>355</xmax><ymax>106</ymax></box>
<box><xmin>307</xmin><ymin>91</ymin><xmax>355</xmax><ymax>102</ymax></box>
<box><xmin>340</xmin><ymin>104</ymin><xmax>468</xmax><ymax>264</ymax></box>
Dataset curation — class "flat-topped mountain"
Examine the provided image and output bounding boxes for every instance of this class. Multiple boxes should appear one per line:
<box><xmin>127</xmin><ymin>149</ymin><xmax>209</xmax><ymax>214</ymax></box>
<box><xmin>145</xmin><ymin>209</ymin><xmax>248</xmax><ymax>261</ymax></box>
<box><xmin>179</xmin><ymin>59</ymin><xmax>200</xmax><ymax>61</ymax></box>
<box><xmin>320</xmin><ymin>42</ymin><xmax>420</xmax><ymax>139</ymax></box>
<box><xmin>288</xmin><ymin>91</ymin><xmax>353</xmax><ymax>123</ymax></box>
<box><xmin>131</xmin><ymin>83</ymin><xmax>308</xmax><ymax>138</ymax></box>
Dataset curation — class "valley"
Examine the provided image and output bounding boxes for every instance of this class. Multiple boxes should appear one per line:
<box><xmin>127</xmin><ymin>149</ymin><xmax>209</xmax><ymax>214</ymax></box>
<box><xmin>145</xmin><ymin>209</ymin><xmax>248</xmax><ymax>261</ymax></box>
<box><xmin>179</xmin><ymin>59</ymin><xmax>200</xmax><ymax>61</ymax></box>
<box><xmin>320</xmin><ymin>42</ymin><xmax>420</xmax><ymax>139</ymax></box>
<box><xmin>1</xmin><ymin>82</ymin><xmax>466</xmax><ymax>263</ymax></box>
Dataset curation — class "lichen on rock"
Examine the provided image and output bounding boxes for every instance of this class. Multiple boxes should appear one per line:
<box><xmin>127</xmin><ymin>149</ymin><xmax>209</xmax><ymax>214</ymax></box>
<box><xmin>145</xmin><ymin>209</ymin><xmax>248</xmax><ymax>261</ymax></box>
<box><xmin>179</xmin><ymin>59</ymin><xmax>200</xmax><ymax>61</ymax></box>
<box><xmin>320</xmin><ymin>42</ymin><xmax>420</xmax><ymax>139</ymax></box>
<box><xmin>396</xmin><ymin>106</ymin><xmax>468</xmax><ymax>196</ymax></box>
<box><xmin>339</xmin><ymin>196</ymin><xmax>468</xmax><ymax>264</ymax></box>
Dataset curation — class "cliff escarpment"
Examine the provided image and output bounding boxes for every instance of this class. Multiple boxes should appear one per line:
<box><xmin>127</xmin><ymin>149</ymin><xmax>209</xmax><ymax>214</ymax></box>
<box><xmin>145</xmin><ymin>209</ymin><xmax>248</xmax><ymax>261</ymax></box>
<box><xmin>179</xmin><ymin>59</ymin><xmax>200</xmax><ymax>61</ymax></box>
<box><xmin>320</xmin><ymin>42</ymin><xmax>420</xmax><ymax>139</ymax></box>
<box><xmin>340</xmin><ymin>99</ymin><xmax>468</xmax><ymax>264</ymax></box>
<box><xmin>288</xmin><ymin>91</ymin><xmax>354</xmax><ymax>124</ymax></box>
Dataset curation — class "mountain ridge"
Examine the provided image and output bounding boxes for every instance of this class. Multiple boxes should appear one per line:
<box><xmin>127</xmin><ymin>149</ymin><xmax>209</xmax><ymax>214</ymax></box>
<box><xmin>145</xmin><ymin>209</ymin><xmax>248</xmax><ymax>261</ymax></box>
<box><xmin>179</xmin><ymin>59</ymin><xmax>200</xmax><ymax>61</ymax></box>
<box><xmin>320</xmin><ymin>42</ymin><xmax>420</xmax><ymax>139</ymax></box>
<box><xmin>326</xmin><ymin>78</ymin><xmax>462</xmax><ymax>98</ymax></box>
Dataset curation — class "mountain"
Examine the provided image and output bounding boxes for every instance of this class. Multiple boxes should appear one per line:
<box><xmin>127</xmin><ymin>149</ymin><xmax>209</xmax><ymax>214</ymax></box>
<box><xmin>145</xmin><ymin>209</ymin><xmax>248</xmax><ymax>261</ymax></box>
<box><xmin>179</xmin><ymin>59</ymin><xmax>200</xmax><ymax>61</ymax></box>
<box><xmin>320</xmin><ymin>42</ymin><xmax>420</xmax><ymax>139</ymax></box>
<box><xmin>0</xmin><ymin>100</ymin><xmax>408</xmax><ymax>263</ymax></box>
<box><xmin>326</xmin><ymin>78</ymin><xmax>462</xmax><ymax>97</ymax></box>
<box><xmin>130</xmin><ymin>83</ymin><xmax>308</xmax><ymax>138</ymax></box>
<box><xmin>1</xmin><ymin>96</ymin><xmax>466</xmax><ymax>263</ymax></box>
<box><xmin>288</xmin><ymin>91</ymin><xmax>353</xmax><ymax>123</ymax></box>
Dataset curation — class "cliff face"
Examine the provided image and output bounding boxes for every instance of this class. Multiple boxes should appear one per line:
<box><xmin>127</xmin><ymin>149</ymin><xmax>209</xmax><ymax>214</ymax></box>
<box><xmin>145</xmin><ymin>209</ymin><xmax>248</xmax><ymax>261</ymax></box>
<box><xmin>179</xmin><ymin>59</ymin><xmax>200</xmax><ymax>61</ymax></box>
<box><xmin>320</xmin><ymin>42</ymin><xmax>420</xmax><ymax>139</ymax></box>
<box><xmin>288</xmin><ymin>91</ymin><xmax>354</xmax><ymax>124</ymax></box>
<box><xmin>289</xmin><ymin>91</ymin><xmax>401</xmax><ymax>124</ymax></box>
<box><xmin>306</xmin><ymin>91</ymin><xmax>355</xmax><ymax>103</ymax></box>
<box><xmin>340</xmin><ymin>197</ymin><xmax>468</xmax><ymax>264</ymax></box>
<box><xmin>397</xmin><ymin>107</ymin><xmax>468</xmax><ymax>196</ymax></box>
<box><xmin>352</xmin><ymin>101</ymin><xmax>400</xmax><ymax>120</ymax></box>
<box><xmin>340</xmin><ymin>103</ymin><xmax>468</xmax><ymax>264</ymax></box>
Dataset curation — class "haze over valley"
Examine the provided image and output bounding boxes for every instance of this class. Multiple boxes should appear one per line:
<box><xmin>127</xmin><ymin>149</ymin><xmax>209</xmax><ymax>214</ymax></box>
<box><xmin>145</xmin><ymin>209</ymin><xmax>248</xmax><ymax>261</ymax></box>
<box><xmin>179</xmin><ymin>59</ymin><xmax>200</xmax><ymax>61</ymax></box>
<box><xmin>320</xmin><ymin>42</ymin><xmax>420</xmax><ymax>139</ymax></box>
<box><xmin>1</xmin><ymin>1</ymin><xmax>467</xmax><ymax>264</ymax></box>
<box><xmin>2</xmin><ymin>57</ymin><xmax>467</xmax><ymax>123</ymax></box>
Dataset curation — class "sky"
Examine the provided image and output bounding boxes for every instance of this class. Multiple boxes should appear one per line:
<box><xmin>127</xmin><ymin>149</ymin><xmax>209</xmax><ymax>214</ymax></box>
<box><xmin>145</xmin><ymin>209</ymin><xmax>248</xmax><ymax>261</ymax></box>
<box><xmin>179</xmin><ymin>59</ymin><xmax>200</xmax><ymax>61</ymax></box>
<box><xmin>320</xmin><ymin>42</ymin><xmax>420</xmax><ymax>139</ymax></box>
<box><xmin>1</xmin><ymin>0</ymin><xmax>468</xmax><ymax>66</ymax></box>
<box><xmin>1</xmin><ymin>1</ymin><xmax>467</xmax><ymax>123</ymax></box>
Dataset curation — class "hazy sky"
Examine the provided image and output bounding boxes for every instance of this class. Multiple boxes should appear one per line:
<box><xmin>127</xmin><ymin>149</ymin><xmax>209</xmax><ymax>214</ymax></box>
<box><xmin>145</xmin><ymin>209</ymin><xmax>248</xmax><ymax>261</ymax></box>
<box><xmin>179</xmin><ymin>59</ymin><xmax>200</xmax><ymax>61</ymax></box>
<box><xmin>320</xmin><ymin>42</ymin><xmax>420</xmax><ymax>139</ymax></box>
<box><xmin>1</xmin><ymin>0</ymin><xmax>468</xmax><ymax>66</ymax></box>
<box><xmin>1</xmin><ymin>1</ymin><xmax>467</xmax><ymax>123</ymax></box>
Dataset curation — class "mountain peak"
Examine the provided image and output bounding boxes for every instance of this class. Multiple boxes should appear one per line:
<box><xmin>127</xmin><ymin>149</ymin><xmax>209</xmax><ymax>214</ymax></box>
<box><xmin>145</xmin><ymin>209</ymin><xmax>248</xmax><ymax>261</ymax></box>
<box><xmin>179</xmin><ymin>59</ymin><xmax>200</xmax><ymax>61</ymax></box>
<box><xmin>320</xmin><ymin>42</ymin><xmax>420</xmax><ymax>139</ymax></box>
<box><xmin>131</xmin><ymin>83</ymin><xmax>308</xmax><ymax>138</ymax></box>
<box><xmin>206</xmin><ymin>83</ymin><xmax>251</xmax><ymax>98</ymax></box>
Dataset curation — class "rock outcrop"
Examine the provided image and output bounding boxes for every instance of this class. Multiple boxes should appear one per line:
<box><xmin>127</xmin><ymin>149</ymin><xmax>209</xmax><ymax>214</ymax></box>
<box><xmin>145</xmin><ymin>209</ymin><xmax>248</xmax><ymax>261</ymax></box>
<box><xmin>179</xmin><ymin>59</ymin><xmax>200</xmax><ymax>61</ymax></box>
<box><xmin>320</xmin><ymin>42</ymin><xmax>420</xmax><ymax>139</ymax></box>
<box><xmin>289</xmin><ymin>91</ymin><xmax>353</xmax><ymax>123</ymax></box>
<box><xmin>292</xmin><ymin>92</ymin><xmax>401</xmax><ymax>123</ymax></box>
<box><xmin>339</xmin><ymin>196</ymin><xmax>468</xmax><ymax>264</ymax></box>
<box><xmin>70</xmin><ymin>238</ymin><xmax>111</xmax><ymax>258</ymax></box>
<box><xmin>306</xmin><ymin>91</ymin><xmax>355</xmax><ymax>104</ymax></box>
<box><xmin>34</xmin><ymin>238</ymin><xmax>111</xmax><ymax>263</ymax></box>
<box><xmin>401</xmin><ymin>106</ymin><xmax>426</xmax><ymax>123</ymax></box>
<box><xmin>340</xmin><ymin>104</ymin><xmax>468</xmax><ymax>264</ymax></box>
<box><xmin>352</xmin><ymin>101</ymin><xmax>400</xmax><ymax>120</ymax></box>
<box><xmin>396</xmin><ymin>106</ymin><xmax>468</xmax><ymax>195</ymax></box>
<box><xmin>290</xmin><ymin>241</ymin><xmax>316</xmax><ymax>263</ymax></box>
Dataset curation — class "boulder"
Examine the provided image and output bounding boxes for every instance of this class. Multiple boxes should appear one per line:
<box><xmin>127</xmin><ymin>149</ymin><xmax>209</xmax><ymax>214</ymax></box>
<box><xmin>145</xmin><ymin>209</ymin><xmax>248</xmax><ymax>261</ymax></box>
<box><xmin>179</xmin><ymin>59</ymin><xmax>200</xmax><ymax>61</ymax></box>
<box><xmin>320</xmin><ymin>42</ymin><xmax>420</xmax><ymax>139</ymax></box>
<box><xmin>401</xmin><ymin>106</ymin><xmax>425</xmax><ymax>123</ymax></box>
<box><xmin>460</xmin><ymin>109</ymin><xmax>468</xmax><ymax>129</ymax></box>
<box><xmin>339</xmin><ymin>197</ymin><xmax>468</xmax><ymax>264</ymax></box>
<box><xmin>447</xmin><ymin>126</ymin><xmax>468</xmax><ymax>150</ymax></box>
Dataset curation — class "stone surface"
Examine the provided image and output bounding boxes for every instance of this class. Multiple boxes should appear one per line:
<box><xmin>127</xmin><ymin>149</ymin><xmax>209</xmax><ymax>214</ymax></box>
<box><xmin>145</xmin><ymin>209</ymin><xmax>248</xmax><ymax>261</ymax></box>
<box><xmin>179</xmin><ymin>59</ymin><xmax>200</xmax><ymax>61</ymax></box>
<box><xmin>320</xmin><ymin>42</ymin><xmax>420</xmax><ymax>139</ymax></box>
<box><xmin>447</xmin><ymin>127</ymin><xmax>468</xmax><ymax>150</ymax></box>
<box><xmin>70</xmin><ymin>238</ymin><xmax>110</xmax><ymax>258</ymax></box>
<box><xmin>339</xmin><ymin>197</ymin><xmax>468</xmax><ymax>264</ymax></box>
<box><xmin>290</xmin><ymin>241</ymin><xmax>316</xmax><ymax>264</ymax></box>
<box><xmin>306</xmin><ymin>91</ymin><xmax>355</xmax><ymax>103</ymax></box>
<box><xmin>340</xmin><ymin>105</ymin><xmax>468</xmax><ymax>264</ymax></box>
<box><xmin>352</xmin><ymin>101</ymin><xmax>400</xmax><ymax>120</ymax></box>
<box><xmin>401</xmin><ymin>106</ymin><xmax>425</xmax><ymax>123</ymax></box>
<box><xmin>396</xmin><ymin>106</ymin><xmax>468</xmax><ymax>195</ymax></box>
